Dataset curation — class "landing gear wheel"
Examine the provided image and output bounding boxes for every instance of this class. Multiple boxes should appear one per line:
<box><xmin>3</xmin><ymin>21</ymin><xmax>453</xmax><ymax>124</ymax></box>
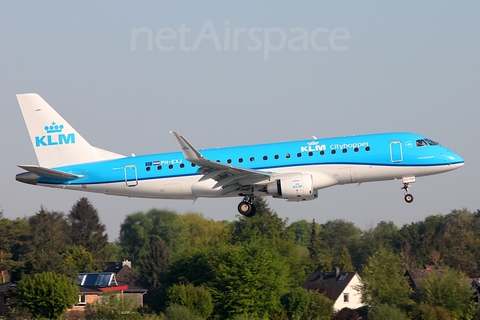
<box><xmin>238</xmin><ymin>201</ymin><xmax>256</xmax><ymax>217</ymax></box>
<box><xmin>404</xmin><ymin>194</ymin><xmax>414</xmax><ymax>203</ymax></box>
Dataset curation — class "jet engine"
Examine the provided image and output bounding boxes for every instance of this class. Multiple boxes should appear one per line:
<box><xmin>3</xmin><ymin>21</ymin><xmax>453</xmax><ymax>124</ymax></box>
<box><xmin>266</xmin><ymin>173</ymin><xmax>317</xmax><ymax>201</ymax></box>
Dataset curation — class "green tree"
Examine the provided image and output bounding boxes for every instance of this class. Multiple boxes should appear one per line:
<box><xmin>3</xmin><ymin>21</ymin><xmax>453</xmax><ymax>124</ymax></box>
<box><xmin>286</xmin><ymin>220</ymin><xmax>312</xmax><ymax>247</ymax></box>
<box><xmin>120</xmin><ymin>209</ymin><xmax>185</xmax><ymax>274</ymax></box>
<box><xmin>338</xmin><ymin>246</ymin><xmax>354</xmax><ymax>272</ymax></box>
<box><xmin>23</xmin><ymin>207</ymin><xmax>70</xmax><ymax>275</ymax></box>
<box><xmin>301</xmin><ymin>291</ymin><xmax>333</xmax><ymax>320</ymax></box>
<box><xmin>368</xmin><ymin>303</ymin><xmax>408</xmax><ymax>320</ymax></box>
<box><xmin>280</xmin><ymin>287</ymin><xmax>310</xmax><ymax>320</ymax></box>
<box><xmin>230</xmin><ymin>198</ymin><xmax>305</xmax><ymax>285</ymax></box>
<box><xmin>85</xmin><ymin>291</ymin><xmax>141</xmax><ymax>320</ymax></box>
<box><xmin>308</xmin><ymin>219</ymin><xmax>323</xmax><ymax>271</ymax></box>
<box><xmin>410</xmin><ymin>303</ymin><xmax>452</xmax><ymax>320</ymax></box>
<box><xmin>62</xmin><ymin>245</ymin><xmax>97</xmax><ymax>273</ymax></box>
<box><xmin>141</xmin><ymin>236</ymin><xmax>170</xmax><ymax>288</ymax></box>
<box><xmin>163</xmin><ymin>303</ymin><xmax>203</xmax><ymax>320</ymax></box>
<box><xmin>414</xmin><ymin>267</ymin><xmax>476</xmax><ymax>319</ymax></box>
<box><xmin>166</xmin><ymin>283</ymin><xmax>213</xmax><ymax>319</ymax></box>
<box><xmin>167</xmin><ymin>242</ymin><xmax>290</xmax><ymax>319</ymax></box>
<box><xmin>359</xmin><ymin>247</ymin><xmax>412</xmax><ymax>309</ymax></box>
<box><xmin>0</xmin><ymin>217</ymin><xmax>30</xmax><ymax>282</ymax></box>
<box><xmin>67</xmin><ymin>198</ymin><xmax>108</xmax><ymax>263</ymax></box>
<box><xmin>16</xmin><ymin>271</ymin><xmax>79</xmax><ymax>319</ymax></box>
<box><xmin>179</xmin><ymin>212</ymin><xmax>230</xmax><ymax>249</ymax></box>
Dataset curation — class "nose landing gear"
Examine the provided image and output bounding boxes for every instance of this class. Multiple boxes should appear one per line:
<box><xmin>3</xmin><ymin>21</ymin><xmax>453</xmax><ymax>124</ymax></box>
<box><xmin>401</xmin><ymin>176</ymin><xmax>415</xmax><ymax>203</ymax></box>
<box><xmin>237</xmin><ymin>195</ymin><xmax>257</xmax><ymax>217</ymax></box>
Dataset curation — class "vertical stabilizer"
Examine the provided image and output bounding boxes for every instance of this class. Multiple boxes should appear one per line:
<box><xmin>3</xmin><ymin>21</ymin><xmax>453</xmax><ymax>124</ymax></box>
<box><xmin>17</xmin><ymin>93</ymin><xmax>123</xmax><ymax>168</ymax></box>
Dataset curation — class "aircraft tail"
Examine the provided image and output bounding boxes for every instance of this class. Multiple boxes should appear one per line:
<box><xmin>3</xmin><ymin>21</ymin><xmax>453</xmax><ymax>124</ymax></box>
<box><xmin>17</xmin><ymin>93</ymin><xmax>124</xmax><ymax>168</ymax></box>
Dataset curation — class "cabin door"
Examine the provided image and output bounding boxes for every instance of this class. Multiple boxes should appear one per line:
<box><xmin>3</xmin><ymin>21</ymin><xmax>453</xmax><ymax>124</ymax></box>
<box><xmin>124</xmin><ymin>165</ymin><xmax>138</xmax><ymax>187</ymax></box>
<box><xmin>390</xmin><ymin>141</ymin><xmax>403</xmax><ymax>163</ymax></box>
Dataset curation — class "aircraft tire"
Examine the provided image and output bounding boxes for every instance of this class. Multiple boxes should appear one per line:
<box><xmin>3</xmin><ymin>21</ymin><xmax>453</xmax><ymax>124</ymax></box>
<box><xmin>404</xmin><ymin>194</ymin><xmax>414</xmax><ymax>203</ymax></box>
<box><xmin>238</xmin><ymin>201</ymin><xmax>256</xmax><ymax>217</ymax></box>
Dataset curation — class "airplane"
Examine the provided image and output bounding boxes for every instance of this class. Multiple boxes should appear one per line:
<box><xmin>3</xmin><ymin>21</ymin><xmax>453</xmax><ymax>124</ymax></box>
<box><xmin>15</xmin><ymin>93</ymin><xmax>465</xmax><ymax>216</ymax></box>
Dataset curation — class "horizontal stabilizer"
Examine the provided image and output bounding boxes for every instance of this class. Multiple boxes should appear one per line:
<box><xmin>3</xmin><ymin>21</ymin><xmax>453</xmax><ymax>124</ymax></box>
<box><xmin>18</xmin><ymin>165</ymin><xmax>83</xmax><ymax>180</ymax></box>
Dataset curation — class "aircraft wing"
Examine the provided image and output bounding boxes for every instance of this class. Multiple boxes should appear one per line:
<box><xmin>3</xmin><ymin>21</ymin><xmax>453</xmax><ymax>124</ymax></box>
<box><xmin>171</xmin><ymin>132</ymin><xmax>272</xmax><ymax>194</ymax></box>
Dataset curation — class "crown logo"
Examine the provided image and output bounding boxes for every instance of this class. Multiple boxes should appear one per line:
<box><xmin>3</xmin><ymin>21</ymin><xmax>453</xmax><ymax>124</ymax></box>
<box><xmin>44</xmin><ymin>122</ymin><xmax>64</xmax><ymax>133</ymax></box>
<box><xmin>307</xmin><ymin>141</ymin><xmax>319</xmax><ymax>146</ymax></box>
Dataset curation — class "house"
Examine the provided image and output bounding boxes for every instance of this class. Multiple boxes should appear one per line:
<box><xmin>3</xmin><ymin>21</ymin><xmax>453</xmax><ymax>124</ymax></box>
<box><xmin>67</xmin><ymin>260</ymin><xmax>149</xmax><ymax>318</ymax></box>
<box><xmin>0</xmin><ymin>282</ymin><xmax>15</xmax><ymax>316</ymax></box>
<box><xmin>302</xmin><ymin>269</ymin><xmax>364</xmax><ymax>311</ymax></box>
<box><xmin>405</xmin><ymin>265</ymin><xmax>445</xmax><ymax>290</ymax></box>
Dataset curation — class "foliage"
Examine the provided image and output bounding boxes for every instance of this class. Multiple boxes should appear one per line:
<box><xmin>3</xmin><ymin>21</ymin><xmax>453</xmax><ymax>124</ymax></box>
<box><xmin>413</xmin><ymin>267</ymin><xmax>476</xmax><ymax>319</ymax></box>
<box><xmin>119</xmin><ymin>209</ymin><xmax>185</xmax><ymax>273</ymax></box>
<box><xmin>85</xmin><ymin>291</ymin><xmax>142</xmax><ymax>320</ymax></box>
<box><xmin>16</xmin><ymin>271</ymin><xmax>79</xmax><ymax>319</ymax></box>
<box><xmin>286</xmin><ymin>219</ymin><xmax>312</xmax><ymax>247</ymax></box>
<box><xmin>163</xmin><ymin>303</ymin><xmax>203</xmax><ymax>320</ymax></box>
<box><xmin>24</xmin><ymin>207</ymin><xmax>70</xmax><ymax>275</ymax></box>
<box><xmin>338</xmin><ymin>246</ymin><xmax>354</xmax><ymax>272</ymax></box>
<box><xmin>166</xmin><ymin>283</ymin><xmax>213</xmax><ymax>319</ymax></box>
<box><xmin>62</xmin><ymin>245</ymin><xmax>97</xmax><ymax>274</ymax></box>
<box><xmin>280</xmin><ymin>287</ymin><xmax>310</xmax><ymax>320</ymax></box>
<box><xmin>141</xmin><ymin>236</ymin><xmax>170</xmax><ymax>288</ymax></box>
<box><xmin>359</xmin><ymin>247</ymin><xmax>412</xmax><ymax>309</ymax></box>
<box><xmin>67</xmin><ymin>197</ymin><xmax>109</xmax><ymax>263</ymax></box>
<box><xmin>308</xmin><ymin>219</ymin><xmax>323</xmax><ymax>271</ymax></box>
<box><xmin>332</xmin><ymin>308</ymin><xmax>359</xmax><ymax>320</ymax></box>
<box><xmin>0</xmin><ymin>216</ymin><xmax>30</xmax><ymax>282</ymax></box>
<box><xmin>410</xmin><ymin>302</ymin><xmax>452</xmax><ymax>320</ymax></box>
<box><xmin>368</xmin><ymin>303</ymin><xmax>408</xmax><ymax>320</ymax></box>
<box><xmin>167</xmin><ymin>241</ymin><xmax>290</xmax><ymax>319</ymax></box>
<box><xmin>300</xmin><ymin>291</ymin><xmax>333</xmax><ymax>320</ymax></box>
<box><xmin>179</xmin><ymin>212</ymin><xmax>230</xmax><ymax>249</ymax></box>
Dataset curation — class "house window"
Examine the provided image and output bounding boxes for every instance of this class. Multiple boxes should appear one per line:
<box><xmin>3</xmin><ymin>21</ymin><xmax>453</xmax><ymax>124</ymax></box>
<box><xmin>77</xmin><ymin>294</ymin><xmax>86</xmax><ymax>305</ymax></box>
<box><xmin>3</xmin><ymin>295</ymin><xmax>9</xmax><ymax>305</ymax></box>
<box><xmin>343</xmin><ymin>293</ymin><xmax>349</xmax><ymax>303</ymax></box>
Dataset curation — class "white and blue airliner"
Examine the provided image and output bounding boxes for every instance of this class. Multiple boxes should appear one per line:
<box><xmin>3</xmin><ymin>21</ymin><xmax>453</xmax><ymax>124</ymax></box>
<box><xmin>16</xmin><ymin>93</ymin><xmax>465</xmax><ymax>216</ymax></box>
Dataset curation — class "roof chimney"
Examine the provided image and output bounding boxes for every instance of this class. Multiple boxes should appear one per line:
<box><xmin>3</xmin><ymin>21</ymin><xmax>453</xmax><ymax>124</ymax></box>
<box><xmin>122</xmin><ymin>260</ymin><xmax>132</xmax><ymax>269</ymax></box>
<box><xmin>335</xmin><ymin>267</ymin><xmax>340</xmax><ymax>277</ymax></box>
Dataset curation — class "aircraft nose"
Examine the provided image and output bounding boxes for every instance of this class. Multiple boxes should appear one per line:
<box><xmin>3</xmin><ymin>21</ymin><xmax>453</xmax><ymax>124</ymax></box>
<box><xmin>444</xmin><ymin>151</ymin><xmax>464</xmax><ymax>167</ymax></box>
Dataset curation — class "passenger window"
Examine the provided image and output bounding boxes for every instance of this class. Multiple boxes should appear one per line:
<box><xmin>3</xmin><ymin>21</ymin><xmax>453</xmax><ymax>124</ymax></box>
<box><xmin>227</xmin><ymin>159</ymin><xmax>232</xmax><ymax>164</ymax></box>
<box><xmin>238</xmin><ymin>158</ymin><xmax>243</xmax><ymax>163</ymax></box>
<box><xmin>354</xmin><ymin>147</ymin><xmax>359</xmax><ymax>152</ymax></box>
<box><xmin>366</xmin><ymin>146</ymin><xmax>370</xmax><ymax>151</ymax></box>
<box><xmin>286</xmin><ymin>153</ymin><xmax>291</xmax><ymax>159</ymax></box>
<box><xmin>274</xmin><ymin>155</ymin><xmax>279</xmax><ymax>160</ymax></box>
<box><xmin>308</xmin><ymin>152</ymin><xmax>313</xmax><ymax>156</ymax></box>
<box><xmin>263</xmin><ymin>156</ymin><xmax>268</xmax><ymax>160</ymax></box>
<box><xmin>320</xmin><ymin>151</ymin><xmax>325</xmax><ymax>156</ymax></box>
<box><xmin>191</xmin><ymin>163</ymin><xmax>196</xmax><ymax>167</ymax></box>
<box><xmin>331</xmin><ymin>150</ymin><xmax>336</xmax><ymax>155</ymax></box>
<box><xmin>180</xmin><ymin>163</ymin><xmax>185</xmax><ymax>168</ymax></box>
<box><xmin>250</xmin><ymin>157</ymin><xmax>254</xmax><ymax>162</ymax></box>
<box><xmin>342</xmin><ymin>149</ymin><xmax>347</xmax><ymax>154</ymax></box>
<box><xmin>157</xmin><ymin>166</ymin><xmax>162</xmax><ymax>170</ymax></box>
<box><xmin>168</xmin><ymin>164</ymin><xmax>173</xmax><ymax>169</ymax></box>
<box><xmin>297</xmin><ymin>153</ymin><xmax>302</xmax><ymax>157</ymax></box>
<box><xmin>146</xmin><ymin>166</ymin><xmax>151</xmax><ymax>171</ymax></box>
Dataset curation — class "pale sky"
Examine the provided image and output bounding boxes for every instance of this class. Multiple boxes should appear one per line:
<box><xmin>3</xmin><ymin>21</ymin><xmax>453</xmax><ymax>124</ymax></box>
<box><xmin>1</xmin><ymin>2</ymin><xmax>479</xmax><ymax>240</ymax></box>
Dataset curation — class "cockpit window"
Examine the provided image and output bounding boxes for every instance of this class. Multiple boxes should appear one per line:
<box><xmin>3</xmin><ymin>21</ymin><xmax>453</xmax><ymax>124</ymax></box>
<box><xmin>425</xmin><ymin>139</ymin><xmax>439</xmax><ymax>146</ymax></box>
<box><xmin>416</xmin><ymin>139</ymin><xmax>427</xmax><ymax>147</ymax></box>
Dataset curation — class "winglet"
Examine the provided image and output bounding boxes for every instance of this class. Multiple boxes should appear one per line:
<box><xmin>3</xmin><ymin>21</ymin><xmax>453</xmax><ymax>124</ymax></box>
<box><xmin>170</xmin><ymin>131</ymin><xmax>205</xmax><ymax>162</ymax></box>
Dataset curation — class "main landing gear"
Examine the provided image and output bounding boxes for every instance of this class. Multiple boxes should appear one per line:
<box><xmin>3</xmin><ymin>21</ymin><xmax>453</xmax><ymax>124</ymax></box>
<box><xmin>237</xmin><ymin>195</ymin><xmax>257</xmax><ymax>217</ymax></box>
<box><xmin>401</xmin><ymin>176</ymin><xmax>415</xmax><ymax>203</ymax></box>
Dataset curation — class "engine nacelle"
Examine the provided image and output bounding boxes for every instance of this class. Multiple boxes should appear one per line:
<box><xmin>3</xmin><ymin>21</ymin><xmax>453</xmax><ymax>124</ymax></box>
<box><xmin>266</xmin><ymin>173</ymin><xmax>317</xmax><ymax>201</ymax></box>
